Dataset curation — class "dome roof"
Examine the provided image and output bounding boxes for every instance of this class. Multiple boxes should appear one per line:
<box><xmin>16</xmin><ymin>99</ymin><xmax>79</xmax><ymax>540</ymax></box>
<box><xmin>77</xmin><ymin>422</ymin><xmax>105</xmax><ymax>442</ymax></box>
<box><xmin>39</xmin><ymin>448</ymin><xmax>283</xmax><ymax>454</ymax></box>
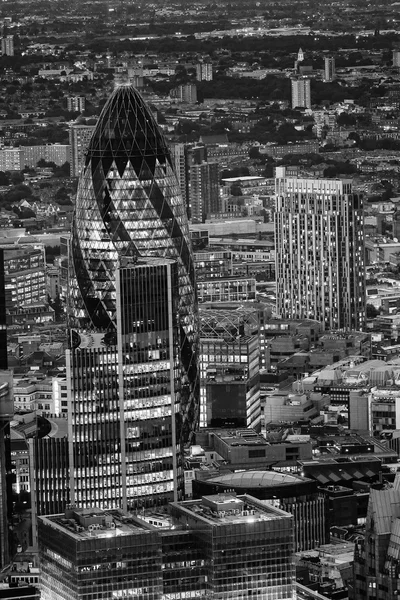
<box><xmin>207</xmin><ymin>470</ymin><xmax>307</xmax><ymax>488</ymax></box>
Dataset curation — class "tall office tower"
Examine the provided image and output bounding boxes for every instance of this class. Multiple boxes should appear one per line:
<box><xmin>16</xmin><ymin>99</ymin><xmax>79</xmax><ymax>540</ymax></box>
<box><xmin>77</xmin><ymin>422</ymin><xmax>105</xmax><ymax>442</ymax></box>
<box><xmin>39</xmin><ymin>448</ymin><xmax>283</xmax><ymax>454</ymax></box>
<box><xmin>116</xmin><ymin>257</ymin><xmax>183</xmax><ymax>507</ymax></box>
<box><xmin>69</xmin><ymin>124</ymin><xmax>95</xmax><ymax>177</ymax></box>
<box><xmin>68</xmin><ymin>84</ymin><xmax>199</xmax><ymax>509</ymax></box>
<box><xmin>0</xmin><ymin>250</ymin><xmax>13</xmax><ymax>568</ymax></box>
<box><xmin>196</xmin><ymin>61</ymin><xmax>213</xmax><ymax>81</ymax></box>
<box><xmin>324</xmin><ymin>55</ymin><xmax>336</xmax><ymax>82</ymax></box>
<box><xmin>297</xmin><ymin>48</ymin><xmax>304</xmax><ymax>62</ymax></box>
<box><xmin>291</xmin><ymin>77</ymin><xmax>311</xmax><ymax>109</ymax></box>
<box><xmin>170</xmin><ymin>142</ymin><xmax>189</xmax><ymax>217</ymax></box>
<box><xmin>189</xmin><ymin>161</ymin><xmax>220</xmax><ymax>223</ymax></box>
<box><xmin>275</xmin><ymin>177</ymin><xmax>366</xmax><ymax>331</ymax></box>
<box><xmin>1</xmin><ymin>35</ymin><xmax>13</xmax><ymax>56</ymax></box>
<box><xmin>67</xmin><ymin>257</ymin><xmax>183</xmax><ymax>510</ymax></box>
<box><xmin>353</xmin><ymin>483</ymin><xmax>400</xmax><ymax>599</ymax></box>
<box><xmin>199</xmin><ymin>307</ymin><xmax>261</xmax><ymax>431</ymax></box>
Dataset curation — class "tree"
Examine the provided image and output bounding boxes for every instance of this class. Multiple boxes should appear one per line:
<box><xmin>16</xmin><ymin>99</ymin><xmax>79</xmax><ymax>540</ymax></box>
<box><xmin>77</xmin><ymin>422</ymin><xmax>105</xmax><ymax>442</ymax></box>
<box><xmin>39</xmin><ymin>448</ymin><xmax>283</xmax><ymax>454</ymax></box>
<box><xmin>0</xmin><ymin>171</ymin><xmax>9</xmax><ymax>186</ymax></box>
<box><xmin>249</xmin><ymin>147</ymin><xmax>261</xmax><ymax>159</ymax></box>
<box><xmin>48</xmin><ymin>293</ymin><xmax>64</xmax><ymax>321</ymax></box>
<box><xmin>366</xmin><ymin>304</ymin><xmax>379</xmax><ymax>319</ymax></box>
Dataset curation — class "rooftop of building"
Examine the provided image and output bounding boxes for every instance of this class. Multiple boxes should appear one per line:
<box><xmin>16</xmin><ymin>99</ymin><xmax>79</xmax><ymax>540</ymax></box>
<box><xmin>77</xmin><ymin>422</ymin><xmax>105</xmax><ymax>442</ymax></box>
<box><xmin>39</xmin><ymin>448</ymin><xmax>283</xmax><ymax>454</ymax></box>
<box><xmin>210</xmin><ymin>429</ymin><xmax>269</xmax><ymax>447</ymax></box>
<box><xmin>221</xmin><ymin>175</ymin><xmax>267</xmax><ymax>182</ymax></box>
<box><xmin>173</xmin><ymin>493</ymin><xmax>291</xmax><ymax>525</ymax></box>
<box><xmin>39</xmin><ymin>507</ymin><xmax>154</xmax><ymax>540</ymax></box>
<box><xmin>206</xmin><ymin>470</ymin><xmax>312</xmax><ymax>489</ymax></box>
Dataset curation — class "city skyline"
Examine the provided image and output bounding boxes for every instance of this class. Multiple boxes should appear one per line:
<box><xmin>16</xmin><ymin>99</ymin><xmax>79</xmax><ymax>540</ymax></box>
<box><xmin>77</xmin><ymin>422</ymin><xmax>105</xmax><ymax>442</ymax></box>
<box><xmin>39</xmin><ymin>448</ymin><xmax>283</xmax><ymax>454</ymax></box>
<box><xmin>3</xmin><ymin>2</ymin><xmax>400</xmax><ymax>599</ymax></box>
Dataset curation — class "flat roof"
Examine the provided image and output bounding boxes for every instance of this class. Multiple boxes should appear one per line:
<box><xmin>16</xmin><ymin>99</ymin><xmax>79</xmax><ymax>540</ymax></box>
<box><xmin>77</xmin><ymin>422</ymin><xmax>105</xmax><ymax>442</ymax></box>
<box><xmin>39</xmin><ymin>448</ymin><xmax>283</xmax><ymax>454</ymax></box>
<box><xmin>173</xmin><ymin>494</ymin><xmax>291</xmax><ymax>525</ymax></box>
<box><xmin>39</xmin><ymin>509</ymin><xmax>153</xmax><ymax>540</ymax></box>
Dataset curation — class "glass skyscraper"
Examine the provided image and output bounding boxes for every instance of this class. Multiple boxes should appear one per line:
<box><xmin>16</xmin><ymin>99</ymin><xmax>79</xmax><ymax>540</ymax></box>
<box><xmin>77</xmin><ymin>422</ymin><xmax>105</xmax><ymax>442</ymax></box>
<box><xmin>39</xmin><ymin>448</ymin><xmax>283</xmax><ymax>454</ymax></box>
<box><xmin>67</xmin><ymin>84</ymin><xmax>199</xmax><ymax>509</ymax></box>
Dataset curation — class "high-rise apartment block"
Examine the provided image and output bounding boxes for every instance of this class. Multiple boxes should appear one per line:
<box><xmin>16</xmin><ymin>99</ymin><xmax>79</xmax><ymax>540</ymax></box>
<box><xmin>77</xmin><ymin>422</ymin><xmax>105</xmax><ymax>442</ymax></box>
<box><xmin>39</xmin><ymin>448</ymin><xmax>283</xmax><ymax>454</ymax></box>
<box><xmin>68</xmin><ymin>84</ymin><xmax>199</xmax><ymax>509</ymax></box>
<box><xmin>69</xmin><ymin>124</ymin><xmax>95</xmax><ymax>177</ymax></box>
<box><xmin>22</xmin><ymin>144</ymin><xmax>71</xmax><ymax>168</ymax></box>
<box><xmin>393</xmin><ymin>50</ymin><xmax>400</xmax><ymax>68</ymax></box>
<box><xmin>0</xmin><ymin>145</ymin><xmax>70</xmax><ymax>171</ymax></box>
<box><xmin>291</xmin><ymin>76</ymin><xmax>311</xmax><ymax>109</ymax></box>
<box><xmin>275</xmin><ymin>177</ymin><xmax>365</xmax><ymax>331</ymax></box>
<box><xmin>324</xmin><ymin>55</ymin><xmax>336</xmax><ymax>81</ymax></box>
<box><xmin>0</xmin><ymin>147</ymin><xmax>22</xmax><ymax>171</ymax></box>
<box><xmin>189</xmin><ymin>161</ymin><xmax>220</xmax><ymax>223</ymax></box>
<box><xmin>39</xmin><ymin>494</ymin><xmax>295</xmax><ymax>600</ymax></box>
<box><xmin>1</xmin><ymin>35</ymin><xmax>13</xmax><ymax>56</ymax></box>
<box><xmin>171</xmin><ymin>83</ymin><xmax>197</xmax><ymax>104</ymax></box>
<box><xmin>199</xmin><ymin>307</ymin><xmax>261</xmax><ymax>430</ymax></box>
<box><xmin>66</xmin><ymin>96</ymin><xmax>86</xmax><ymax>113</ymax></box>
<box><xmin>196</xmin><ymin>62</ymin><xmax>213</xmax><ymax>81</ymax></box>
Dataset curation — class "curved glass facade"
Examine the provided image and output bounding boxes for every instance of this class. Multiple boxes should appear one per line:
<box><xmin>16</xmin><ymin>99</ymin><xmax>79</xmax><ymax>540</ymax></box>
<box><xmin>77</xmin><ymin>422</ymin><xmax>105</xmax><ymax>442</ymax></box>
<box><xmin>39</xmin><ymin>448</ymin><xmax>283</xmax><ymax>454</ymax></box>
<box><xmin>69</xmin><ymin>84</ymin><xmax>199</xmax><ymax>446</ymax></box>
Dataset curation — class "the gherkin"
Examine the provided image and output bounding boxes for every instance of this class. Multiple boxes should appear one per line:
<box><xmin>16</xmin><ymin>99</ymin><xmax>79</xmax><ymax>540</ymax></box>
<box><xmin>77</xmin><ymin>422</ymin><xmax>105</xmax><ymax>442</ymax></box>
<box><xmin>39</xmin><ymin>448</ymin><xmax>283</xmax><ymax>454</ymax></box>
<box><xmin>69</xmin><ymin>84</ymin><xmax>199</xmax><ymax>458</ymax></box>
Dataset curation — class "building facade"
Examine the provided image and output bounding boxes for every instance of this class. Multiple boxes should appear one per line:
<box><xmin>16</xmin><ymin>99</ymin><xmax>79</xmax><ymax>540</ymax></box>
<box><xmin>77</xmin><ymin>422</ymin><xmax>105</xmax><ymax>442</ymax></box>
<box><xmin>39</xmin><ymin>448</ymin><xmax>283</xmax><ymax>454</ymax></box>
<box><xmin>22</xmin><ymin>144</ymin><xmax>71</xmax><ymax>168</ymax></box>
<box><xmin>0</xmin><ymin>250</ymin><xmax>13</xmax><ymax>569</ymax></box>
<box><xmin>1</xmin><ymin>35</ymin><xmax>13</xmax><ymax>56</ymax></box>
<box><xmin>3</xmin><ymin>246</ymin><xmax>47</xmax><ymax>313</ymax></box>
<box><xmin>353</xmin><ymin>484</ymin><xmax>400</xmax><ymax>599</ymax></box>
<box><xmin>193</xmin><ymin>470</ymin><xmax>328</xmax><ymax>552</ymax></box>
<box><xmin>291</xmin><ymin>77</ymin><xmax>311</xmax><ymax>109</ymax></box>
<box><xmin>199</xmin><ymin>307</ymin><xmax>261</xmax><ymax>430</ymax></box>
<box><xmin>324</xmin><ymin>56</ymin><xmax>335</xmax><ymax>82</ymax></box>
<box><xmin>69</xmin><ymin>124</ymin><xmax>95</xmax><ymax>177</ymax></box>
<box><xmin>196</xmin><ymin>62</ymin><xmax>213</xmax><ymax>81</ymax></box>
<box><xmin>39</xmin><ymin>494</ymin><xmax>295</xmax><ymax>600</ymax></box>
<box><xmin>275</xmin><ymin>177</ymin><xmax>366</xmax><ymax>330</ymax></box>
<box><xmin>189</xmin><ymin>161</ymin><xmax>220</xmax><ymax>223</ymax></box>
<box><xmin>116</xmin><ymin>258</ymin><xmax>183</xmax><ymax>507</ymax></box>
<box><xmin>197</xmin><ymin>276</ymin><xmax>256</xmax><ymax>303</ymax></box>
<box><xmin>67</xmin><ymin>96</ymin><xmax>86</xmax><ymax>113</ymax></box>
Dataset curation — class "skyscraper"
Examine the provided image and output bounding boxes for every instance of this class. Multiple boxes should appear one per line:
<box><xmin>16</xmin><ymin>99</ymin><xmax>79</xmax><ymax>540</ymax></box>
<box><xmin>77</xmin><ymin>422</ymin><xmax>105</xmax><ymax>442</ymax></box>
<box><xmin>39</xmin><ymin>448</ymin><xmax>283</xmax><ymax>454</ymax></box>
<box><xmin>275</xmin><ymin>176</ymin><xmax>365</xmax><ymax>331</ymax></box>
<box><xmin>291</xmin><ymin>77</ymin><xmax>311</xmax><ymax>109</ymax></box>
<box><xmin>68</xmin><ymin>84</ymin><xmax>199</xmax><ymax>509</ymax></box>
<box><xmin>324</xmin><ymin>56</ymin><xmax>336</xmax><ymax>82</ymax></box>
<box><xmin>116</xmin><ymin>257</ymin><xmax>183</xmax><ymax>507</ymax></box>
